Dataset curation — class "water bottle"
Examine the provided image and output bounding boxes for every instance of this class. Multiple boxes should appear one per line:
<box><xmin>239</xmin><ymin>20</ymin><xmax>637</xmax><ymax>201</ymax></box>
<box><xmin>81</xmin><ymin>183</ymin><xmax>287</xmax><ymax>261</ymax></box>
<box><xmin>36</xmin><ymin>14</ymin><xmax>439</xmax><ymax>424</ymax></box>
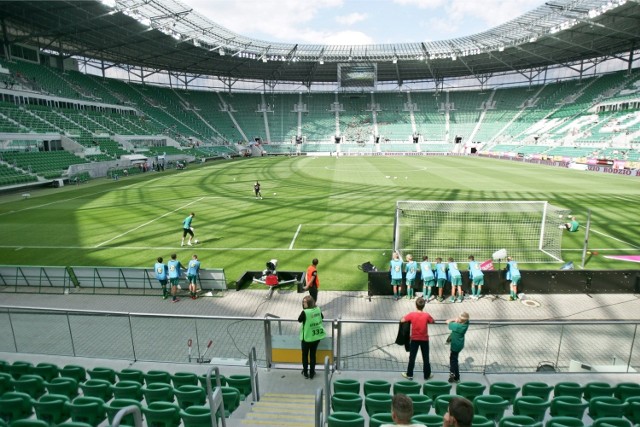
<box><xmin>517</xmin><ymin>293</ymin><xmax>526</xmax><ymax>301</ymax></box>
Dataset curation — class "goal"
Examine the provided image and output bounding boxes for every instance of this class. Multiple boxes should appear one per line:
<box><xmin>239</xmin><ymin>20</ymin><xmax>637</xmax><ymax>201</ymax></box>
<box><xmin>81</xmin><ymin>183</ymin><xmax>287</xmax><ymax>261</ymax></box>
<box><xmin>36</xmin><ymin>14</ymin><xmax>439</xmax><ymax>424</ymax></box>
<box><xmin>394</xmin><ymin>201</ymin><xmax>571</xmax><ymax>263</ymax></box>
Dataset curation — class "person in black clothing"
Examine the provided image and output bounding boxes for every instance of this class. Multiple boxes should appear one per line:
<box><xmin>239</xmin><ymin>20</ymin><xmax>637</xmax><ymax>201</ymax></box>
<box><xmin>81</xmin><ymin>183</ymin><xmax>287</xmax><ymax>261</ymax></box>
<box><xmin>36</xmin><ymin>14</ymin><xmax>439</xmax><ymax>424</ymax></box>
<box><xmin>254</xmin><ymin>181</ymin><xmax>262</xmax><ymax>199</ymax></box>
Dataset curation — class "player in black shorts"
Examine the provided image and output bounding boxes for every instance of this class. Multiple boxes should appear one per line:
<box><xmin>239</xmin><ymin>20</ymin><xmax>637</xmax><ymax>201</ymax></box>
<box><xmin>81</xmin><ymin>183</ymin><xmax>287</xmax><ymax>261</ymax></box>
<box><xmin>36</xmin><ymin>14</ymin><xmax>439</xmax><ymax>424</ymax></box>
<box><xmin>254</xmin><ymin>181</ymin><xmax>262</xmax><ymax>199</ymax></box>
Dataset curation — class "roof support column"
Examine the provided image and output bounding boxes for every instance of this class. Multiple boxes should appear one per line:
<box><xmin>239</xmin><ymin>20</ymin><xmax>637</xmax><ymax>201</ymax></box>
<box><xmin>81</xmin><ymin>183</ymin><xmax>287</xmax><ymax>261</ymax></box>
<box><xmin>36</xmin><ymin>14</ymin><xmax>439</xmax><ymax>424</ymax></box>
<box><xmin>0</xmin><ymin>17</ymin><xmax>10</xmax><ymax>61</ymax></box>
<box><xmin>628</xmin><ymin>43</ymin><xmax>635</xmax><ymax>75</ymax></box>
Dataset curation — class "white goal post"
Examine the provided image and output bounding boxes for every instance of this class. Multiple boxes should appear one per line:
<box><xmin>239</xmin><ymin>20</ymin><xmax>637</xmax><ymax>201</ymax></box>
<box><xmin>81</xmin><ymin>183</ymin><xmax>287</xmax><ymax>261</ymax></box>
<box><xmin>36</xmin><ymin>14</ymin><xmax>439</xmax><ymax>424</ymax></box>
<box><xmin>394</xmin><ymin>201</ymin><xmax>571</xmax><ymax>264</ymax></box>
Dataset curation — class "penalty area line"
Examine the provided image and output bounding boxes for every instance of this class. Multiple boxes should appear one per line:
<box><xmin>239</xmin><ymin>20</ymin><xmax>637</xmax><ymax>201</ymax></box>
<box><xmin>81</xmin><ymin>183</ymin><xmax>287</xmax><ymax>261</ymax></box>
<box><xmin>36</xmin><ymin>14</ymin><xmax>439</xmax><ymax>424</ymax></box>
<box><xmin>94</xmin><ymin>197</ymin><xmax>205</xmax><ymax>248</ymax></box>
<box><xmin>289</xmin><ymin>224</ymin><xmax>302</xmax><ymax>250</ymax></box>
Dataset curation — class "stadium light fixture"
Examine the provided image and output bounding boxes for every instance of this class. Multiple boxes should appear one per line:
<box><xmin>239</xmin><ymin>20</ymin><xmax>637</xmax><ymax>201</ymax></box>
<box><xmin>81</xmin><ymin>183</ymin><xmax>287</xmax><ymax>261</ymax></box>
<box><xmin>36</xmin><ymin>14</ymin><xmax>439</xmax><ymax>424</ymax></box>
<box><xmin>392</xmin><ymin>56</ymin><xmax>398</xmax><ymax>64</ymax></box>
<box><xmin>219</xmin><ymin>48</ymin><xmax>225</xmax><ymax>56</ymax></box>
<box><xmin>319</xmin><ymin>58</ymin><xmax>324</xmax><ymax>65</ymax></box>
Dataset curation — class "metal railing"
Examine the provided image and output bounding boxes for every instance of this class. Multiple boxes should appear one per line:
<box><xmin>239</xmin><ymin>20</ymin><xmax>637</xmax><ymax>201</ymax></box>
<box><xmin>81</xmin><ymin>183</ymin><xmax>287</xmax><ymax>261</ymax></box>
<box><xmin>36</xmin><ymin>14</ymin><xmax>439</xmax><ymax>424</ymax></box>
<box><xmin>1</xmin><ymin>305</ymin><xmax>639</xmax><ymax>374</ymax></box>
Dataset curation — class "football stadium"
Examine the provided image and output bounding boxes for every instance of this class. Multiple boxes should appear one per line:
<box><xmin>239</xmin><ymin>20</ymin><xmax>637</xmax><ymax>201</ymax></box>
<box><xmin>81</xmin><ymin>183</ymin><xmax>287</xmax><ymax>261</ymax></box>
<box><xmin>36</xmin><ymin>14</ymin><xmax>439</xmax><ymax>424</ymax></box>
<box><xmin>0</xmin><ymin>0</ymin><xmax>639</xmax><ymax>426</ymax></box>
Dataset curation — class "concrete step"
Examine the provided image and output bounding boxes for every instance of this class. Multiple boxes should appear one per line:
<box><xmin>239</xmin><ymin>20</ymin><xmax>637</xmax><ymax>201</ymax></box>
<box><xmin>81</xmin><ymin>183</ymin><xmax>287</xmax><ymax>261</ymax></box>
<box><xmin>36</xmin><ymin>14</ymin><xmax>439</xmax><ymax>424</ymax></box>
<box><xmin>240</xmin><ymin>392</ymin><xmax>316</xmax><ymax>427</ymax></box>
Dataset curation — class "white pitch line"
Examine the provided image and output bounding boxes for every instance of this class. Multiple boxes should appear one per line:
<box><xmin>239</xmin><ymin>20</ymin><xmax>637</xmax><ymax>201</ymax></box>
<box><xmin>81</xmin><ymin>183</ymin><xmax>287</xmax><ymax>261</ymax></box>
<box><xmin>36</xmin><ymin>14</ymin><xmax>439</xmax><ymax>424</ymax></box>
<box><xmin>587</xmin><ymin>227</ymin><xmax>640</xmax><ymax>249</ymax></box>
<box><xmin>94</xmin><ymin>197</ymin><xmax>205</xmax><ymax>248</ymax></box>
<box><xmin>289</xmin><ymin>224</ymin><xmax>302</xmax><ymax>250</ymax></box>
<box><xmin>0</xmin><ymin>245</ymin><xmax>388</xmax><ymax>251</ymax></box>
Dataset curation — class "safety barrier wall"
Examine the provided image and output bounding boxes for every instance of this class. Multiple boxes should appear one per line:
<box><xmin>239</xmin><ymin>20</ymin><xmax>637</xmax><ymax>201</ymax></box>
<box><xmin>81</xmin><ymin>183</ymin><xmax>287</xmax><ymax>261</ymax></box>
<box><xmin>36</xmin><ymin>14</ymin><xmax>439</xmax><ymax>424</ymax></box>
<box><xmin>0</xmin><ymin>306</ymin><xmax>638</xmax><ymax>375</ymax></box>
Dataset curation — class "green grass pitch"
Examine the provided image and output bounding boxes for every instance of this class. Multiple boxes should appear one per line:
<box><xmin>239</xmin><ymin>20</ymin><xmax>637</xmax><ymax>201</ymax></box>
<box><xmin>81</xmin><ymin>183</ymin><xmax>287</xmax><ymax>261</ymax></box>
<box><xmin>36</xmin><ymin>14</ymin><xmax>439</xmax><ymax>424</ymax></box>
<box><xmin>0</xmin><ymin>155</ymin><xmax>638</xmax><ymax>291</ymax></box>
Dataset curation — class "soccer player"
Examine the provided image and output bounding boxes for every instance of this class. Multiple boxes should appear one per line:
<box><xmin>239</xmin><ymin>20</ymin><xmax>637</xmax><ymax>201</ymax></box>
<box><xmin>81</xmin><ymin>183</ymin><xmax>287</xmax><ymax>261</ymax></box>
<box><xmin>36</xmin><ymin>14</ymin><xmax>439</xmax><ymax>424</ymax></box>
<box><xmin>167</xmin><ymin>253</ymin><xmax>185</xmax><ymax>303</ymax></box>
<box><xmin>181</xmin><ymin>212</ymin><xmax>196</xmax><ymax>247</ymax></box>
<box><xmin>405</xmin><ymin>254</ymin><xmax>417</xmax><ymax>300</ymax></box>
<box><xmin>448</xmin><ymin>258</ymin><xmax>463</xmax><ymax>303</ymax></box>
<box><xmin>154</xmin><ymin>256</ymin><xmax>169</xmax><ymax>299</ymax></box>
<box><xmin>254</xmin><ymin>181</ymin><xmax>262</xmax><ymax>199</ymax></box>
<box><xmin>187</xmin><ymin>254</ymin><xmax>201</xmax><ymax>300</ymax></box>
<box><xmin>434</xmin><ymin>257</ymin><xmax>447</xmax><ymax>302</ymax></box>
<box><xmin>468</xmin><ymin>255</ymin><xmax>484</xmax><ymax>300</ymax></box>
<box><xmin>420</xmin><ymin>256</ymin><xmax>435</xmax><ymax>302</ymax></box>
<box><xmin>390</xmin><ymin>252</ymin><xmax>404</xmax><ymax>301</ymax></box>
<box><xmin>505</xmin><ymin>256</ymin><xmax>521</xmax><ymax>301</ymax></box>
<box><xmin>560</xmin><ymin>216</ymin><xmax>579</xmax><ymax>232</ymax></box>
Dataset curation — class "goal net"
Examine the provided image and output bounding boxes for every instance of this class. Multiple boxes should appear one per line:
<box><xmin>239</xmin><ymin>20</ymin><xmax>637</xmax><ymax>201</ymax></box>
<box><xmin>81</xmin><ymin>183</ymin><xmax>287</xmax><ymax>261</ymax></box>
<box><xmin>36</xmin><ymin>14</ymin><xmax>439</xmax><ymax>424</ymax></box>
<box><xmin>394</xmin><ymin>201</ymin><xmax>571</xmax><ymax>263</ymax></box>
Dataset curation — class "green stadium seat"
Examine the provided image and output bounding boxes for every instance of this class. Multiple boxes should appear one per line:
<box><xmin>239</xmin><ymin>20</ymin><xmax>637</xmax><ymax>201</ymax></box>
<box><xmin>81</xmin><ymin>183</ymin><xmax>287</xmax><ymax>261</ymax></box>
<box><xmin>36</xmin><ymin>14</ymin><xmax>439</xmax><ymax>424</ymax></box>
<box><xmin>104</xmin><ymin>398</ymin><xmax>142</xmax><ymax>427</ymax></box>
<box><xmin>407</xmin><ymin>393</ymin><xmax>432</xmax><ymax>416</ymax></box>
<box><xmin>60</xmin><ymin>366</ymin><xmax>86</xmax><ymax>384</ymax></box>
<box><xmin>498</xmin><ymin>415</ymin><xmax>542</xmax><ymax>427</ymax></box>
<box><xmin>197</xmin><ymin>373</ymin><xmax>225</xmax><ymax>389</ymax></box>
<box><xmin>170</xmin><ymin>372</ymin><xmax>198</xmax><ymax>389</ymax></box>
<box><xmin>8</xmin><ymin>420</ymin><xmax>49</xmax><ymax>427</ymax></box>
<box><xmin>180</xmin><ymin>405</ymin><xmax>212</xmax><ymax>427</ymax></box>
<box><xmin>31</xmin><ymin>363</ymin><xmax>59</xmax><ymax>382</ymax></box>
<box><xmin>522</xmin><ymin>382</ymin><xmax>554</xmax><ymax>400</ymax></box>
<box><xmin>87</xmin><ymin>367</ymin><xmax>116</xmax><ymax>384</ymax></box>
<box><xmin>11</xmin><ymin>374</ymin><xmax>46</xmax><ymax>399</ymax></box>
<box><xmin>474</xmin><ymin>394</ymin><xmax>509</xmax><ymax>421</ymax></box>
<box><xmin>369</xmin><ymin>412</ymin><xmax>393</xmax><ymax>427</ymax></box>
<box><xmin>363</xmin><ymin>380</ymin><xmax>391</xmax><ymax>396</ymax></box>
<box><xmin>626</xmin><ymin>399</ymin><xmax>640</xmax><ymax>424</ymax></box>
<box><xmin>142</xmin><ymin>401</ymin><xmax>181</xmax><ymax>427</ymax></box>
<box><xmin>364</xmin><ymin>393</ymin><xmax>392</xmax><ymax>417</ymax></box>
<box><xmin>8</xmin><ymin>362</ymin><xmax>33</xmax><ymax>380</ymax></box>
<box><xmin>80</xmin><ymin>379</ymin><xmax>113</xmax><ymax>402</ymax></box>
<box><xmin>327</xmin><ymin>411</ymin><xmax>365</xmax><ymax>427</ymax></box>
<box><xmin>411</xmin><ymin>414</ymin><xmax>444</xmax><ymax>427</ymax></box>
<box><xmin>514</xmin><ymin>396</ymin><xmax>551</xmax><ymax>422</ymax></box>
<box><xmin>224</xmin><ymin>375</ymin><xmax>251</xmax><ymax>401</ymax></box>
<box><xmin>0</xmin><ymin>391</ymin><xmax>33</xmax><ymax>422</ymax></box>
<box><xmin>545</xmin><ymin>416</ymin><xmax>584</xmax><ymax>427</ymax></box>
<box><xmin>550</xmin><ymin>396</ymin><xmax>588</xmax><ymax>419</ymax></box>
<box><xmin>423</xmin><ymin>381</ymin><xmax>453</xmax><ymax>401</ymax></box>
<box><xmin>219</xmin><ymin>386</ymin><xmax>240</xmax><ymax>417</ymax></box>
<box><xmin>56</xmin><ymin>423</ymin><xmax>93</xmax><ymax>427</ymax></box>
<box><xmin>588</xmin><ymin>396</ymin><xmax>628</xmax><ymax>419</ymax></box>
<box><xmin>591</xmin><ymin>417</ymin><xmax>631</xmax><ymax>427</ymax></box>
<box><xmin>472</xmin><ymin>415</ymin><xmax>495</xmax><ymax>427</ymax></box>
<box><xmin>553</xmin><ymin>382</ymin><xmax>584</xmax><ymax>399</ymax></box>
<box><xmin>334</xmin><ymin>379</ymin><xmax>360</xmax><ymax>394</ymax></box>
<box><xmin>331</xmin><ymin>392</ymin><xmax>362</xmax><ymax>413</ymax></box>
<box><xmin>174</xmin><ymin>385</ymin><xmax>206</xmax><ymax>409</ymax></box>
<box><xmin>615</xmin><ymin>383</ymin><xmax>640</xmax><ymax>401</ymax></box>
<box><xmin>117</xmin><ymin>369</ymin><xmax>144</xmax><ymax>384</ymax></box>
<box><xmin>456</xmin><ymin>382</ymin><xmax>487</xmax><ymax>401</ymax></box>
<box><xmin>111</xmin><ymin>380</ymin><xmax>143</xmax><ymax>401</ymax></box>
<box><xmin>142</xmin><ymin>382</ymin><xmax>175</xmax><ymax>404</ymax></box>
<box><xmin>584</xmin><ymin>382</ymin><xmax>614</xmax><ymax>400</ymax></box>
<box><xmin>435</xmin><ymin>394</ymin><xmax>463</xmax><ymax>416</ymax></box>
<box><xmin>45</xmin><ymin>377</ymin><xmax>78</xmax><ymax>399</ymax></box>
<box><xmin>393</xmin><ymin>380</ymin><xmax>421</xmax><ymax>395</ymax></box>
<box><xmin>0</xmin><ymin>373</ymin><xmax>13</xmax><ymax>395</ymax></box>
<box><xmin>32</xmin><ymin>393</ymin><xmax>71</xmax><ymax>425</ymax></box>
<box><xmin>144</xmin><ymin>370</ymin><xmax>171</xmax><ymax>386</ymax></box>
<box><xmin>65</xmin><ymin>396</ymin><xmax>106</xmax><ymax>427</ymax></box>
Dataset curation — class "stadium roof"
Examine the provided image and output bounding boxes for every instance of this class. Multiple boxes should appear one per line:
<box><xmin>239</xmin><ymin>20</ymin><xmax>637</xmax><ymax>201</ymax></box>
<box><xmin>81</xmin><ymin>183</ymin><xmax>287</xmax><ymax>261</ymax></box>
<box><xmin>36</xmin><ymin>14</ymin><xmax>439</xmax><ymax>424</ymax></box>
<box><xmin>0</xmin><ymin>0</ymin><xmax>639</xmax><ymax>85</ymax></box>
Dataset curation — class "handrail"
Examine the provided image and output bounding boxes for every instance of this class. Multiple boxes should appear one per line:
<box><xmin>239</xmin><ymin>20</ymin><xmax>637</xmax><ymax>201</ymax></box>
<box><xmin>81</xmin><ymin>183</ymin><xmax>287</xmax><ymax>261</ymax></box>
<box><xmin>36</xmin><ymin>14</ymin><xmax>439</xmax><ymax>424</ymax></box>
<box><xmin>111</xmin><ymin>405</ymin><xmax>143</xmax><ymax>427</ymax></box>
<box><xmin>315</xmin><ymin>387</ymin><xmax>324</xmax><ymax>427</ymax></box>
<box><xmin>205</xmin><ymin>366</ymin><xmax>226</xmax><ymax>427</ymax></box>
<box><xmin>323</xmin><ymin>356</ymin><xmax>331</xmax><ymax>420</ymax></box>
<box><xmin>249</xmin><ymin>346</ymin><xmax>260</xmax><ymax>402</ymax></box>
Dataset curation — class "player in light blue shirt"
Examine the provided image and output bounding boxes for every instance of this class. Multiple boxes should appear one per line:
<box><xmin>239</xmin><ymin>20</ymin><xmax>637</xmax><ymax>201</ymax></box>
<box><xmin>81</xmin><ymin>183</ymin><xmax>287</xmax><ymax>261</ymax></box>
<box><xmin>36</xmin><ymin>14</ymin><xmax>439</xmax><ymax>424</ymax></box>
<box><xmin>420</xmin><ymin>256</ymin><xmax>435</xmax><ymax>302</ymax></box>
<box><xmin>154</xmin><ymin>257</ymin><xmax>169</xmax><ymax>299</ymax></box>
<box><xmin>187</xmin><ymin>254</ymin><xmax>201</xmax><ymax>300</ymax></box>
<box><xmin>447</xmin><ymin>258</ymin><xmax>463</xmax><ymax>303</ymax></box>
<box><xmin>389</xmin><ymin>252</ymin><xmax>404</xmax><ymax>301</ymax></box>
<box><xmin>434</xmin><ymin>258</ymin><xmax>447</xmax><ymax>302</ymax></box>
<box><xmin>505</xmin><ymin>256</ymin><xmax>521</xmax><ymax>301</ymax></box>
<box><xmin>405</xmin><ymin>254</ymin><xmax>417</xmax><ymax>300</ymax></box>
<box><xmin>167</xmin><ymin>253</ymin><xmax>186</xmax><ymax>302</ymax></box>
<box><xmin>468</xmin><ymin>255</ymin><xmax>484</xmax><ymax>300</ymax></box>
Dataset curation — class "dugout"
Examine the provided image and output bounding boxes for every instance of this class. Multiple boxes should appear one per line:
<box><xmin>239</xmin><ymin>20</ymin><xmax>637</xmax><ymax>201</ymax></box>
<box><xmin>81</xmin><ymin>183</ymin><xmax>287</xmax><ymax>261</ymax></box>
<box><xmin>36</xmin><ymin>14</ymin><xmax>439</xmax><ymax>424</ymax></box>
<box><xmin>367</xmin><ymin>269</ymin><xmax>640</xmax><ymax>297</ymax></box>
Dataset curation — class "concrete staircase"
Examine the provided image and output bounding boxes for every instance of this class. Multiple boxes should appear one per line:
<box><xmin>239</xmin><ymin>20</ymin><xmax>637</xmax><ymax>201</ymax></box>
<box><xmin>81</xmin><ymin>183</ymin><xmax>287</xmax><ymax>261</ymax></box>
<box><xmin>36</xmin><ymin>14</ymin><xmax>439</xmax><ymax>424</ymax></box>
<box><xmin>239</xmin><ymin>392</ymin><xmax>315</xmax><ymax>427</ymax></box>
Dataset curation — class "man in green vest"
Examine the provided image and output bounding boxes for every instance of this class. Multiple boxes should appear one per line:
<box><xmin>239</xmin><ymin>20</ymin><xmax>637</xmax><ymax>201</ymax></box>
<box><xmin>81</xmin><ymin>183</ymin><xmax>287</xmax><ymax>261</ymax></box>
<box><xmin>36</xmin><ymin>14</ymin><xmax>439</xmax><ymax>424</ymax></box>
<box><xmin>298</xmin><ymin>295</ymin><xmax>326</xmax><ymax>379</ymax></box>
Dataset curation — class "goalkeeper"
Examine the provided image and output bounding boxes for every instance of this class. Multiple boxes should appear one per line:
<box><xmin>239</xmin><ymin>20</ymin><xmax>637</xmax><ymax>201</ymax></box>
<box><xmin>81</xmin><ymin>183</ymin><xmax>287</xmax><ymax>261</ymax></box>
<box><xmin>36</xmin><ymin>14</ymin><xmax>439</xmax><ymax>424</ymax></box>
<box><xmin>560</xmin><ymin>216</ymin><xmax>579</xmax><ymax>232</ymax></box>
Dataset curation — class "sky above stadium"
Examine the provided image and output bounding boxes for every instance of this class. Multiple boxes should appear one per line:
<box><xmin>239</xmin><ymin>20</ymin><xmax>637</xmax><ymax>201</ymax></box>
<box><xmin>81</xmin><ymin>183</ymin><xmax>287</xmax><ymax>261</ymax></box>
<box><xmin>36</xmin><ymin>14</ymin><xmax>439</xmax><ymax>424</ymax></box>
<box><xmin>186</xmin><ymin>0</ymin><xmax>543</xmax><ymax>45</ymax></box>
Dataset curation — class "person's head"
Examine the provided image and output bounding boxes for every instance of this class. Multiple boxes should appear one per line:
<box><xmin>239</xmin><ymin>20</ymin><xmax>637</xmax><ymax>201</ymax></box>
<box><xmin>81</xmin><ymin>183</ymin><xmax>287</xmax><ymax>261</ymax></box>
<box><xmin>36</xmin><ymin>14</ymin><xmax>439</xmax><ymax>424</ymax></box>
<box><xmin>393</xmin><ymin>252</ymin><xmax>400</xmax><ymax>260</ymax></box>
<box><xmin>448</xmin><ymin>257</ymin><xmax>454</xmax><ymax>262</ymax></box>
<box><xmin>157</xmin><ymin>256</ymin><xmax>163</xmax><ymax>263</ymax></box>
<box><xmin>436</xmin><ymin>257</ymin><xmax>442</xmax><ymax>263</ymax></box>
<box><xmin>571</xmin><ymin>216</ymin><xmax>576</xmax><ymax>221</ymax></box>
<box><xmin>444</xmin><ymin>397</ymin><xmax>474</xmax><ymax>427</ymax></box>
<box><xmin>302</xmin><ymin>295</ymin><xmax>316</xmax><ymax>309</ymax></box>
<box><xmin>390</xmin><ymin>393</ymin><xmax>414</xmax><ymax>424</ymax></box>
<box><xmin>190</xmin><ymin>212</ymin><xmax>195</xmax><ymax>218</ymax></box>
<box><xmin>468</xmin><ymin>255</ymin><xmax>474</xmax><ymax>261</ymax></box>
<box><xmin>171</xmin><ymin>253</ymin><xmax>177</xmax><ymax>260</ymax></box>
<box><xmin>406</xmin><ymin>254</ymin><xmax>413</xmax><ymax>262</ymax></box>
<box><xmin>458</xmin><ymin>312</ymin><xmax>469</xmax><ymax>324</ymax></box>
<box><xmin>423</xmin><ymin>255</ymin><xmax>429</xmax><ymax>261</ymax></box>
<box><xmin>312</xmin><ymin>258</ymin><xmax>319</xmax><ymax>266</ymax></box>
<box><xmin>192</xmin><ymin>254</ymin><xmax>198</xmax><ymax>260</ymax></box>
<box><xmin>507</xmin><ymin>256</ymin><xmax>513</xmax><ymax>261</ymax></box>
<box><xmin>415</xmin><ymin>297</ymin><xmax>426</xmax><ymax>311</ymax></box>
